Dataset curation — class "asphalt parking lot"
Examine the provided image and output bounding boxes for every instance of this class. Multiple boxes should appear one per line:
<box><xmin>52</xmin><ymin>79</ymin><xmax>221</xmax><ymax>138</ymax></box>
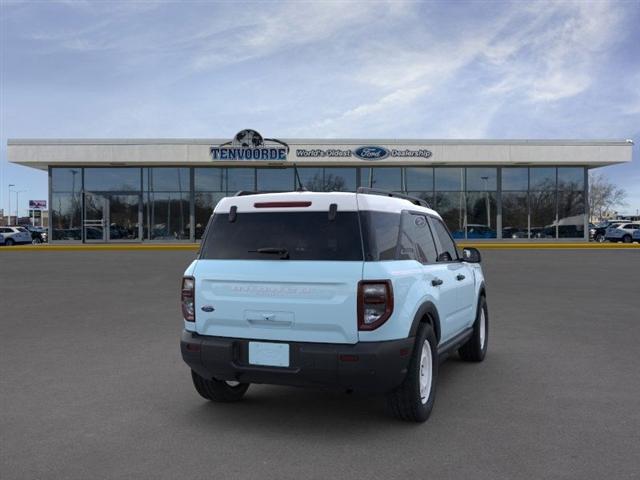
<box><xmin>1</xmin><ymin>249</ymin><xmax>639</xmax><ymax>479</ymax></box>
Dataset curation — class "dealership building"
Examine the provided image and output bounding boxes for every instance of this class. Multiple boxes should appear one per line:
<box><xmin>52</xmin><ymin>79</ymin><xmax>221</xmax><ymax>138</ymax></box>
<box><xmin>7</xmin><ymin>132</ymin><xmax>633</xmax><ymax>243</ymax></box>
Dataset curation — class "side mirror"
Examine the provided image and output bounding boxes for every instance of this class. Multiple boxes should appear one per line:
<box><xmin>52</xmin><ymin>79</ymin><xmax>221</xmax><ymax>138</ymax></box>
<box><xmin>462</xmin><ymin>247</ymin><xmax>481</xmax><ymax>263</ymax></box>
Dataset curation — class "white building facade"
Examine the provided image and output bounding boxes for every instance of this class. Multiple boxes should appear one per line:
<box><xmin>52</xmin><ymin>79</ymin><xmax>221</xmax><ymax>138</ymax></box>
<box><xmin>8</xmin><ymin>131</ymin><xmax>633</xmax><ymax>242</ymax></box>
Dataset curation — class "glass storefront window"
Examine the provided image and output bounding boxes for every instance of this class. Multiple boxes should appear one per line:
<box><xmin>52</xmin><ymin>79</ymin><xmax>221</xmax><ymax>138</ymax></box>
<box><xmin>144</xmin><ymin>168</ymin><xmax>189</xmax><ymax>192</ymax></box>
<box><xmin>530</xmin><ymin>190</ymin><xmax>556</xmax><ymax>238</ymax></box>
<box><xmin>557</xmin><ymin>191</ymin><xmax>584</xmax><ymax>238</ymax></box>
<box><xmin>195</xmin><ymin>192</ymin><xmax>225</xmax><ymax>239</ymax></box>
<box><xmin>145</xmin><ymin>192</ymin><xmax>189</xmax><ymax>240</ymax></box>
<box><xmin>502</xmin><ymin>168</ymin><xmax>528</xmax><ymax>191</ymax></box>
<box><xmin>365</xmin><ymin>167</ymin><xmax>402</xmax><ymax>191</ymax></box>
<box><xmin>323</xmin><ymin>168</ymin><xmax>356</xmax><ymax>191</ymax></box>
<box><xmin>466</xmin><ymin>168</ymin><xmax>497</xmax><ymax>191</ymax></box>
<box><xmin>435</xmin><ymin>168</ymin><xmax>464</xmax><ymax>191</ymax></box>
<box><xmin>405</xmin><ymin>167</ymin><xmax>433</xmax><ymax>192</ymax></box>
<box><xmin>558</xmin><ymin>167</ymin><xmax>584</xmax><ymax>191</ymax></box>
<box><xmin>502</xmin><ymin>192</ymin><xmax>528</xmax><ymax>239</ymax></box>
<box><xmin>51</xmin><ymin>168</ymin><xmax>82</xmax><ymax>193</ymax></box>
<box><xmin>435</xmin><ymin>192</ymin><xmax>465</xmax><ymax>238</ymax></box>
<box><xmin>256</xmin><ymin>168</ymin><xmax>294</xmax><ymax>192</ymax></box>
<box><xmin>51</xmin><ymin>192</ymin><xmax>82</xmax><ymax>240</ymax></box>
<box><xmin>297</xmin><ymin>168</ymin><xmax>324</xmax><ymax>191</ymax></box>
<box><xmin>227</xmin><ymin>168</ymin><xmax>255</xmax><ymax>193</ymax></box>
<box><xmin>466</xmin><ymin>192</ymin><xmax>497</xmax><ymax>238</ymax></box>
<box><xmin>529</xmin><ymin>168</ymin><xmax>556</xmax><ymax>191</ymax></box>
<box><xmin>195</xmin><ymin>168</ymin><xmax>225</xmax><ymax>191</ymax></box>
<box><xmin>84</xmin><ymin>168</ymin><xmax>141</xmax><ymax>192</ymax></box>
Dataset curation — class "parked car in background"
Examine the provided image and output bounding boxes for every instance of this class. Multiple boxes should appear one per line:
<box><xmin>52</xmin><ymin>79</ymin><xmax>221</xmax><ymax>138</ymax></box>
<box><xmin>0</xmin><ymin>226</ymin><xmax>32</xmax><ymax>246</ymax></box>
<box><xmin>632</xmin><ymin>229</ymin><xmax>640</xmax><ymax>243</ymax></box>
<box><xmin>502</xmin><ymin>227</ymin><xmax>528</xmax><ymax>239</ymax></box>
<box><xmin>451</xmin><ymin>224</ymin><xmax>496</xmax><ymax>239</ymax></box>
<box><xmin>591</xmin><ymin>220</ymin><xmax>626</xmax><ymax>242</ymax></box>
<box><xmin>20</xmin><ymin>225</ymin><xmax>48</xmax><ymax>244</ymax></box>
<box><xmin>0</xmin><ymin>232</ymin><xmax>5</xmax><ymax>245</ymax></box>
<box><xmin>605</xmin><ymin>223</ymin><xmax>640</xmax><ymax>243</ymax></box>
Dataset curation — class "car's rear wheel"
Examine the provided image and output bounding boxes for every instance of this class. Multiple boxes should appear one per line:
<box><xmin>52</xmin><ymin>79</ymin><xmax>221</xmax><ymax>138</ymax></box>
<box><xmin>386</xmin><ymin>322</ymin><xmax>438</xmax><ymax>423</ymax></box>
<box><xmin>5</xmin><ymin>238</ymin><xmax>14</xmax><ymax>246</ymax></box>
<box><xmin>459</xmin><ymin>295</ymin><xmax>488</xmax><ymax>362</ymax></box>
<box><xmin>622</xmin><ymin>234</ymin><xmax>632</xmax><ymax>243</ymax></box>
<box><xmin>191</xmin><ymin>370</ymin><xmax>249</xmax><ymax>402</ymax></box>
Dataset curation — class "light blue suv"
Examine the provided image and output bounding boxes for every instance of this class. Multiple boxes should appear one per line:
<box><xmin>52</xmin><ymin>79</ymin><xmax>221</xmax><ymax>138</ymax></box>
<box><xmin>180</xmin><ymin>188</ymin><xmax>488</xmax><ymax>422</ymax></box>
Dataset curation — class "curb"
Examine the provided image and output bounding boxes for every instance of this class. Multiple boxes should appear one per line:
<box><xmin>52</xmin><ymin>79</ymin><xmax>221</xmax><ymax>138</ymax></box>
<box><xmin>1</xmin><ymin>243</ymin><xmax>639</xmax><ymax>251</ymax></box>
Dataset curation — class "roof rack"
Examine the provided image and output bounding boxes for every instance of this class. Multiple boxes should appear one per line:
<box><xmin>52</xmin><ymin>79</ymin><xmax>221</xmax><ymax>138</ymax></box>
<box><xmin>356</xmin><ymin>187</ymin><xmax>431</xmax><ymax>208</ymax></box>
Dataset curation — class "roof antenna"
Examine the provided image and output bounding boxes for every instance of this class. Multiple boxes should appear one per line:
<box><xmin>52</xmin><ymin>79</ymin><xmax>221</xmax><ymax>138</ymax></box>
<box><xmin>294</xmin><ymin>165</ymin><xmax>306</xmax><ymax>192</ymax></box>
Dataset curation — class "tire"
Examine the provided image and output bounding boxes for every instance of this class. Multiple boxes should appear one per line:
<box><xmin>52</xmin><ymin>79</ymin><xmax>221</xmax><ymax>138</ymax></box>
<box><xmin>32</xmin><ymin>238</ymin><xmax>42</xmax><ymax>245</ymax></box>
<box><xmin>191</xmin><ymin>370</ymin><xmax>249</xmax><ymax>402</ymax></box>
<box><xmin>386</xmin><ymin>322</ymin><xmax>438</xmax><ymax>423</ymax></box>
<box><xmin>622</xmin><ymin>235</ymin><xmax>632</xmax><ymax>244</ymax></box>
<box><xmin>5</xmin><ymin>238</ymin><xmax>14</xmax><ymax>246</ymax></box>
<box><xmin>459</xmin><ymin>295</ymin><xmax>488</xmax><ymax>362</ymax></box>
<box><xmin>595</xmin><ymin>233</ymin><xmax>605</xmax><ymax>243</ymax></box>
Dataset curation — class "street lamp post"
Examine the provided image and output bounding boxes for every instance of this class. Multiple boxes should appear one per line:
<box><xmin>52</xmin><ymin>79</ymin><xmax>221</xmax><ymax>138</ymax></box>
<box><xmin>8</xmin><ymin>184</ymin><xmax>15</xmax><ymax>225</ymax></box>
<box><xmin>15</xmin><ymin>190</ymin><xmax>27</xmax><ymax>224</ymax></box>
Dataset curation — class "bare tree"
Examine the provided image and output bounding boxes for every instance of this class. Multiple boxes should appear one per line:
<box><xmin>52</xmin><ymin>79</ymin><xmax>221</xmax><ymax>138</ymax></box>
<box><xmin>589</xmin><ymin>172</ymin><xmax>627</xmax><ymax>221</ymax></box>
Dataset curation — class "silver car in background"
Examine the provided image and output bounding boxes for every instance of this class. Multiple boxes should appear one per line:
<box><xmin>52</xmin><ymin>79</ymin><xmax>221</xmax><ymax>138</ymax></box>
<box><xmin>0</xmin><ymin>226</ymin><xmax>33</xmax><ymax>246</ymax></box>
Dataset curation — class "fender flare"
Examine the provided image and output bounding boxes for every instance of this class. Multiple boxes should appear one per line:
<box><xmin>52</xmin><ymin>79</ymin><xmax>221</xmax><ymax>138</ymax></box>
<box><xmin>408</xmin><ymin>302</ymin><xmax>442</xmax><ymax>343</ymax></box>
<box><xmin>478</xmin><ymin>280</ymin><xmax>486</xmax><ymax>299</ymax></box>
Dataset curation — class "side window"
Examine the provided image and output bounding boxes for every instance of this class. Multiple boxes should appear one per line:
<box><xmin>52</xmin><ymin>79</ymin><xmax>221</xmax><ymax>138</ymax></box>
<box><xmin>398</xmin><ymin>212</ymin><xmax>438</xmax><ymax>263</ymax></box>
<box><xmin>397</xmin><ymin>212</ymin><xmax>425</xmax><ymax>262</ymax></box>
<box><xmin>428</xmin><ymin>217</ymin><xmax>458</xmax><ymax>262</ymax></box>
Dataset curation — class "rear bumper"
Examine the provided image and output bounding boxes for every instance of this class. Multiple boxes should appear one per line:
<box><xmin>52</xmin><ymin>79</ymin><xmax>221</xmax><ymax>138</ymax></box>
<box><xmin>181</xmin><ymin>330</ymin><xmax>414</xmax><ymax>393</ymax></box>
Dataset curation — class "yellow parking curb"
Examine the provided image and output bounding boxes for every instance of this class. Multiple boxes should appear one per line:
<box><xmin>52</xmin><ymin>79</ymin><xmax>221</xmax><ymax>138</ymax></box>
<box><xmin>2</xmin><ymin>242</ymin><xmax>638</xmax><ymax>251</ymax></box>
<box><xmin>458</xmin><ymin>243</ymin><xmax>640</xmax><ymax>249</ymax></box>
<box><xmin>1</xmin><ymin>244</ymin><xmax>200</xmax><ymax>251</ymax></box>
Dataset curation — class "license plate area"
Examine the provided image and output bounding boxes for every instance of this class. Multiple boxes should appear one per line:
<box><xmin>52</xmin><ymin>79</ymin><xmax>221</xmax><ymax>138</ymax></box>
<box><xmin>248</xmin><ymin>341</ymin><xmax>290</xmax><ymax>367</ymax></box>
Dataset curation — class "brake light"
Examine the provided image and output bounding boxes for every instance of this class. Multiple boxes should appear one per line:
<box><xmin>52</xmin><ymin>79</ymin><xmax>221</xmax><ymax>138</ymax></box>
<box><xmin>254</xmin><ymin>201</ymin><xmax>312</xmax><ymax>208</ymax></box>
<box><xmin>357</xmin><ymin>280</ymin><xmax>393</xmax><ymax>330</ymax></box>
<box><xmin>181</xmin><ymin>276</ymin><xmax>195</xmax><ymax>322</ymax></box>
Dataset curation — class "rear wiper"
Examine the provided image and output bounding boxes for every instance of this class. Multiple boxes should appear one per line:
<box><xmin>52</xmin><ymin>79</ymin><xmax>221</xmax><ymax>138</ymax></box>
<box><xmin>248</xmin><ymin>247</ymin><xmax>290</xmax><ymax>259</ymax></box>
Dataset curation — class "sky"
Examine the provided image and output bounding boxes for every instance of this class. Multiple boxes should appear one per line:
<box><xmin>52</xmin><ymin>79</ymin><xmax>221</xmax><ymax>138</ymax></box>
<box><xmin>1</xmin><ymin>0</ymin><xmax>639</xmax><ymax>217</ymax></box>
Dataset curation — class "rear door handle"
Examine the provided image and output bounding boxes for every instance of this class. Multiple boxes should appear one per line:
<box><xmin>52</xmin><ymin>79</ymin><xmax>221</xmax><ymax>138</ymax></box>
<box><xmin>431</xmin><ymin>278</ymin><xmax>443</xmax><ymax>286</ymax></box>
<box><xmin>456</xmin><ymin>274</ymin><xmax>466</xmax><ymax>281</ymax></box>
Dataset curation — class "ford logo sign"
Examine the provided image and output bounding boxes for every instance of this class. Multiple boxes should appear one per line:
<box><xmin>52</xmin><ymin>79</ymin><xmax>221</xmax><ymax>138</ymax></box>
<box><xmin>354</xmin><ymin>146</ymin><xmax>389</xmax><ymax>160</ymax></box>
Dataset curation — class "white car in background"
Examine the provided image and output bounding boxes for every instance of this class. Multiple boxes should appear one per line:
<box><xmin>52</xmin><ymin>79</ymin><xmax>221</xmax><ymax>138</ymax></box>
<box><xmin>605</xmin><ymin>223</ymin><xmax>640</xmax><ymax>243</ymax></box>
<box><xmin>0</xmin><ymin>226</ymin><xmax>32</xmax><ymax>246</ymax></box>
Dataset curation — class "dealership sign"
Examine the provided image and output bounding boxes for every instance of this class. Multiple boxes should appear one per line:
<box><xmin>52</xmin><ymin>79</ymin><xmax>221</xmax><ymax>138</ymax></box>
<box><xmin>211</xmin><ymin>129</ymin><xmax>289</xmax><ymax>161</ymax></box>
<box><xmin>296</xmin><ymin>146</ymin><xmax>432</xmax><ymax>160</ymax></box>
<box><xmin>29</xmin><ymin>200</ymin><xmax>47</xmax><ymax>209</ymax></box>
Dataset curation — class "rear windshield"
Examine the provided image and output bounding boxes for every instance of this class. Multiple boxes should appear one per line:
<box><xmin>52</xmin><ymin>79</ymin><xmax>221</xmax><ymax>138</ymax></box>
<box><xmin>200</xmin><ymin>211</ymin><xmax>363</xmax><ymax>261</ymax></box>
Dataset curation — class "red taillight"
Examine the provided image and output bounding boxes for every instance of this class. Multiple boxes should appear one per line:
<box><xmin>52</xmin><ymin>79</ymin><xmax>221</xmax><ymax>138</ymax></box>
<box><xmin>181</xmin><ymin>276</ymin><xmax>195</xmax><ymax>322</ymax></box>
<box><xmin>357</xmin><ymin>280</ymin><xmax>393</xmax><ymax>331</ymax></box>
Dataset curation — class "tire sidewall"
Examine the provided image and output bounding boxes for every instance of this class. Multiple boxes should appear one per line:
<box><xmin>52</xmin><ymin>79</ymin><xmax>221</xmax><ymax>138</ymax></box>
<box><xmin>411</xmin><ymin>324</ymin><xmax>438</xmax><ymax>421</ymax></box>
<box><xmin>477</xmin><ymin>296</ymin><xmax>489</xmax><ymax>358</ymax></box>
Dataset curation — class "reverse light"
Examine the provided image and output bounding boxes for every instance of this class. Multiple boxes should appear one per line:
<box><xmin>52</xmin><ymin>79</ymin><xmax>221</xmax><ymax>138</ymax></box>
<box><xmin>181</xmin><ymin>276</ymin><xmax>195</xmax><ymax>322</ymax></box>
<box><xmin>358</xmin><ymin>280</ymin><xmax>393</xmax><ymax>331</ymax></box>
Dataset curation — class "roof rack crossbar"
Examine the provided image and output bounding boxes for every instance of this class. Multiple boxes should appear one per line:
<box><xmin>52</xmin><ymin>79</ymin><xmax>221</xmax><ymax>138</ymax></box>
<box><xmin>356</xmin><ymin>187</ymin><xmax>431</xmax><ymax>208</ymax></box>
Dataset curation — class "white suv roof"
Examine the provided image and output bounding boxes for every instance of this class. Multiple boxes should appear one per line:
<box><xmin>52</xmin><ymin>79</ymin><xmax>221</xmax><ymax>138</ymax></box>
<box><xmin>214</xmin><ymin>191</ymin><xmax>440</xmax><ymax>218</ymax></box>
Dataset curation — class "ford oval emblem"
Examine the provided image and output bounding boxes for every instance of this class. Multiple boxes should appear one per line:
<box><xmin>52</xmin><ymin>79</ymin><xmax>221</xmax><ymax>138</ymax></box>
<box><xmin>354</xmin><ymin>146</ymin><xmax>389</xmax><ymax>160</ymax></box>
<box><xmin>201</xmin><ymin>305</ymin><xmax>215</xmax><ymax>312</ymax></box>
